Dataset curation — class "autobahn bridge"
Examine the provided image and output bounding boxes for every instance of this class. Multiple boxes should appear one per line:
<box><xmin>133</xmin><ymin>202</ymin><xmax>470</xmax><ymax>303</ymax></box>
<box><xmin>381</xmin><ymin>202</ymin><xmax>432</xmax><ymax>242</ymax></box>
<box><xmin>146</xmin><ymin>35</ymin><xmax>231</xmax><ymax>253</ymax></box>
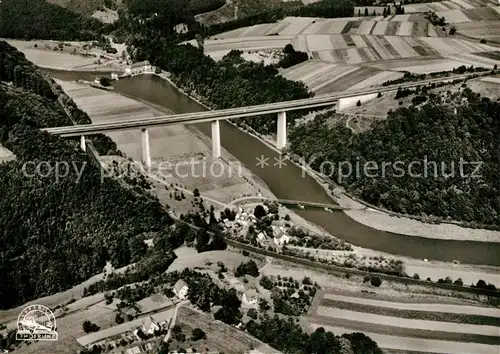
<box><xmin>43</xmin><ymin>74</ymin><xmax>475</xmax><ymax>168</ymax></box>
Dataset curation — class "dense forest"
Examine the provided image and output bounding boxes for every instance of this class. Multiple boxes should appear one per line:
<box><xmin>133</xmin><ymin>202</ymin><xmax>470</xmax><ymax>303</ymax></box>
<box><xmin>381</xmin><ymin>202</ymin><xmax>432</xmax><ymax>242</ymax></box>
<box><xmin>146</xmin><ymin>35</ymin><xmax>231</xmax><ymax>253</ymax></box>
<box><xmin>0</xmin><ymin>0</ymin><xmax>103</xmax><ymax>40</ymax></box>
<box><xmin>0</xmin><ymin>42</ymin><xmax>175</xmax><ymax>309</ymax></box>
<box><xmin>289</xmin><ymin>92</ymin><xmax>500</xmax><ymax>227</ymax></box>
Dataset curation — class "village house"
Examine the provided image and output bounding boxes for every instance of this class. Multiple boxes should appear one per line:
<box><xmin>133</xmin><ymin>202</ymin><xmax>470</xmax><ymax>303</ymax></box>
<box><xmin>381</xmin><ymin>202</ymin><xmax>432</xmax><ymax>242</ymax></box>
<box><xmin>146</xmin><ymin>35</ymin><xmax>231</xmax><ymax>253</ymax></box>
<box><xmin>142</xmin><ymin>315</ymin><xmax>161</xmax><ymax>335</ymax></box>
<box><xmin>173</xmin><ymin>279</ymin><xmax>189</xmax><ymax>300</ymax></box>
<box><xmin>125</xmin><ymin>60</ymin><xmax>154</xmax><ymax>76</ymax></box>
<box><xmin>272</xmin><ymin>225</ymin><xmax>290</xmax><ymax>247</ymax></box>
<box><xmin>241</xmin><ymin>288</ymin><xmax>259</xmax><ymax>307</ymax></box>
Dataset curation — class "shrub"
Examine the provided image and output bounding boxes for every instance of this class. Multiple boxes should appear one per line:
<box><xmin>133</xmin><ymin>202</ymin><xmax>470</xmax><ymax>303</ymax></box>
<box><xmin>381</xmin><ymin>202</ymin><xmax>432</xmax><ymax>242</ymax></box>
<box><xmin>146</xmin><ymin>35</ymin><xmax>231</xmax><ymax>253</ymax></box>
<box><xmin>82</xmin><ymin>320</ymin><xmax>100</xmax><ymax>333</ymax></box>
<box><xmin>115</xmin><ymin>313</ymin><xmax>124</xmax><ymax>324</ymax></box>
<box><xmin>191</xmin><ymin>328</ymin><xmax>206</xmax><ymax>341</ymax></box>
<box><xmin>247</xmin><ymin>308</ymin><xmax>258</xmax><ymax>319</ymax></box>
<box><xmin>370</xmin><ymin>276</ymin><xmax>382</xmax><ymax>287</ymax></box>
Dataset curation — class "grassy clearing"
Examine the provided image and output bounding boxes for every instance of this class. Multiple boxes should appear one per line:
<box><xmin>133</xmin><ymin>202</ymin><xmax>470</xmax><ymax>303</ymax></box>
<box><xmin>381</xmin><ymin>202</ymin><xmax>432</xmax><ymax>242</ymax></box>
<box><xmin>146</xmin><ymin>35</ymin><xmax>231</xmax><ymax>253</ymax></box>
<box><xmin>320</xmin><ymin>299</ymin><xmax>500</xmax><ymax>326</ymax></box>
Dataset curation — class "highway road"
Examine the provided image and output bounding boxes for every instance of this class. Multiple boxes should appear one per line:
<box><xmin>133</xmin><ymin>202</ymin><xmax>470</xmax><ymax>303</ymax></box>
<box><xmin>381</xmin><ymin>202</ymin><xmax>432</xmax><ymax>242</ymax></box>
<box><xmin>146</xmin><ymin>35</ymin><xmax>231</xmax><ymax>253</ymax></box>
<box><xmin>43</xmin><ymin>73</ymin><xmax>478</xmax><ymax>137</ymax></box>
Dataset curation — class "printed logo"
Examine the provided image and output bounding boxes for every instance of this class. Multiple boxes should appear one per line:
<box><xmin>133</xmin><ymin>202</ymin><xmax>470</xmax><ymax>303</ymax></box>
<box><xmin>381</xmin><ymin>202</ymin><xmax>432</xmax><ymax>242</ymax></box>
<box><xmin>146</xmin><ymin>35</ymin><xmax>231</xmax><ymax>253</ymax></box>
<box><xmin>16</xmin><ymin>304</ymin><xmax>58</xmax><ymax>341</ymax></box>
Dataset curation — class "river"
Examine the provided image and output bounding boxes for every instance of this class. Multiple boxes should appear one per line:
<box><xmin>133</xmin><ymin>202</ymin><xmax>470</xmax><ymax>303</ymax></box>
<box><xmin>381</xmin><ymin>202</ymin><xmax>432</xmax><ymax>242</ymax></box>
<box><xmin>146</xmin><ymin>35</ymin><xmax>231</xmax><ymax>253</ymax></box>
<box><xmin>45</xmin><ymin>70</ymin><xmax>500</xmax><ymax>266</ymax></box>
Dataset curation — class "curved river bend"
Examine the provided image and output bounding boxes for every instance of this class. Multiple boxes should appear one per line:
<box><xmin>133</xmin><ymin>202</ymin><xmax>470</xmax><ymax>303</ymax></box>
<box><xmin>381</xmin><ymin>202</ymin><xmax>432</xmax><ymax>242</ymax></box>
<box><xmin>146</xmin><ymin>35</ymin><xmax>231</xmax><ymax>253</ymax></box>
<box><xmin>47</xmin><ymin>70</ymin><xmax>500</xmax><ymax>266</ymax></box>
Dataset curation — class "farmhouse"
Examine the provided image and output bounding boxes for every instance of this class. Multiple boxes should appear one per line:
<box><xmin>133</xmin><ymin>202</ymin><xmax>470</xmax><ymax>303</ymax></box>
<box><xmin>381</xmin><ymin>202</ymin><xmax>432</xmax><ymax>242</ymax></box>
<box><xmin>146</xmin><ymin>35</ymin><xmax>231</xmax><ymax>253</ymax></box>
<box><xmin>125</xmin><ymin>60</ymin><xmax>154</xmax><ymax>75</ymax></box>
<box><xmin>173</xmin><ymin>279</ymin><xmax>189</xmax><ymax>299</ymax></box>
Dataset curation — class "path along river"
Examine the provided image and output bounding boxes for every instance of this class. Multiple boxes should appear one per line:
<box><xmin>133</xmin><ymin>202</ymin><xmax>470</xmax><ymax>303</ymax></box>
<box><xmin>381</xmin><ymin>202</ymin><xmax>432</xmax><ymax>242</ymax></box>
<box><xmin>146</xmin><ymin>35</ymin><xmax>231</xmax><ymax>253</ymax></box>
<box><xmin>46</xmin><ymin>70</ymin><xmax>500</xmax><ymax>266</ymax></box>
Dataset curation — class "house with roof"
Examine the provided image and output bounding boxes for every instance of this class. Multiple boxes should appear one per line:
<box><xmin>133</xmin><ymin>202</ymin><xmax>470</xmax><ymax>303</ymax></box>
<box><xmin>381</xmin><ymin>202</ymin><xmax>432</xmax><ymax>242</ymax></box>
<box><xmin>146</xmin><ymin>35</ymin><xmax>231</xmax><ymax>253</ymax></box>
<box><xmin>272</xmin><ymin>226</ymin><xmax>290</xmax><ymax>247</ymax></box>
<box><xmin>125</xmin><ymin>60</ymin><xmax>154</xmax><ymax>76</ymax></box>
<box><xmin>142</xmin><ymin>315</ymin><xmax>160</xmax><ymax>335</ymax></box>
<box><xmin>173</xmin><ymin>279</ymin><xmax>189</xmax><ymax>300</ymax></box>
<box><xmin>241</xmin><ymin>288</ymin><xmax>259</xmax><ymax>307</ymax></box>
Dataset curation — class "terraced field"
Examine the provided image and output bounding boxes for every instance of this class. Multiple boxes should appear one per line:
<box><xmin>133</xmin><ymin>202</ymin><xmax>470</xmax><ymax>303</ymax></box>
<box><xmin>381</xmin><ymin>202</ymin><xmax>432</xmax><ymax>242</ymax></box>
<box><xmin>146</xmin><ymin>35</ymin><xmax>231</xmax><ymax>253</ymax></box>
<box><xmin>307</xmin><ymin>290</ymin><xmax>500</xmax><ymax>354</ymax></box>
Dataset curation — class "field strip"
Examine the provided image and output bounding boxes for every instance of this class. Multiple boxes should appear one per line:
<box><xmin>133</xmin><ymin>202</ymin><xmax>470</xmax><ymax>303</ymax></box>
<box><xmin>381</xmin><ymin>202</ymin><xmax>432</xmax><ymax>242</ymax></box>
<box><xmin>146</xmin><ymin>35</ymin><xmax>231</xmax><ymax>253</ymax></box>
<box><xmin>309</xmin><ymin>323</ymin><xmax>499</xmax><ymax>354</ymax></box>
<box><xmin>321</xmin><ymin>298</ymin><xmax>500</xmax><ymax>326</ymax></box>
<box><xmin>444</xmin><ymin>53</ymin><xmax>500</xmax><ymax>68</ymax></box>
<box><xmin>315</xmin><ymin>51</ymin><xmax>335</xmax><ymax>62</ymax></box>
<box><xmin>350</xmin><ymin>35</ymin><xmax>368</xmax><ymax>48</ymax></box>
<box><xmin>481</xmin><ymin>76</ymin><xmax>500</xmax><ymax>84</ymax></box>
<box><xmin>309</xmin><ymin>316</ymin><xmax>500</xmax><ymax>345</ymax></box>
<box><xmin>310</xmin><ymin>66</ymin><xmax>360</xmax><ymax>92</ymax></box>
<box><xmin>437</xmin><ymin>9</ymin><xmax>471</xmax><ymax>23</ymax></box>
<box><xmin>301</xmin><ymin>21</ymin><xmax>326</xmax><ymax>35</ymax></box>
<box><xmin>280</xmin><ymin>18</ymin><xmax>315</xmax><ymax>36</ymax></box>
<box><xmin>391</xmin><ymin>14</ymin><xmax>411</xmax><ymax>22</ymax></box>
<box><xmin>322</xmin><ymin>293</ymin><xmax>500</xmax><ymax>317</ymax></box>
<box><xmin>427</xmin><ymin>23</ymin><xmax>438</xmax><ymax>37</ymax></box>
<box><xmin>372</xmin><ymin>21</ymin><xmax>389</xmax><ymax>35</ymax></box>
<box><xmin>348</xmin><ymin>71</ymin><xmax>404</xmax><ymax>90</ymax></box>
<box><xmin>450</xmin><ymin>0</ymin><xmax>475</xmax><ymax>9</ymax></box>
<box><xmin>315</xmin><ymin>307</ymin><xmax>500</xmax><ymax>336</ymax></box>
<box><xmin>358</xmin><ymin>21</ymin><xmax>375</xmax><ymax>35</ymax></box>
<box><xmin>385</xmin><ymin>36</ymin><xmax>420</xmax><ymax>58</ymax></box>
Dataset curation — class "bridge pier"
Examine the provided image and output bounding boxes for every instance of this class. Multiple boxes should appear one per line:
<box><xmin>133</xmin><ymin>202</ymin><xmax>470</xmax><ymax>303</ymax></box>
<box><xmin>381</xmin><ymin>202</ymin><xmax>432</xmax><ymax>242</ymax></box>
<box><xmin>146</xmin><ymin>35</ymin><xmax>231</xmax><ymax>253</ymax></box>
<box><xmin>141</xmin><ymin>128</ymin><xmax>152</xmax><ymax>170</ymax></box>
<box><xmin>211</xmin><ymin>120</ymin><xmax>221</xmax><ymax>159</ymax></box>
<box><xmin>80</xmin><ymin>135</ymin><xmax>86</xmax><ymax>152</ymax></box>
<box><xmin>277</xmin><ymin>111</ymin><xmax>287</xmax><ymax>150</ymax></box>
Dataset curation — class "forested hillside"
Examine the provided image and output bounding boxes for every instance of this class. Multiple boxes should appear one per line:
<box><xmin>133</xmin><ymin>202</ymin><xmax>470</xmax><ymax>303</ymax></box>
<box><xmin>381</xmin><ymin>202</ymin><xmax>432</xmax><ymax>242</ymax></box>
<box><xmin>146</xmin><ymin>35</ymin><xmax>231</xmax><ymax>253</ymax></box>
<box><xmin>0</xmin><ymin>42</ymin><xmax>175</xmax><ymax>309</ymax></box>
<box><xmin>289</xmin><ymin>92</ymin><xmax>500</xmax><ymax>228</ymax></box>
<box><xmin>0</xmin><ymin>0</ymin><xmax>103</xmax><ymax>40</ymax></box>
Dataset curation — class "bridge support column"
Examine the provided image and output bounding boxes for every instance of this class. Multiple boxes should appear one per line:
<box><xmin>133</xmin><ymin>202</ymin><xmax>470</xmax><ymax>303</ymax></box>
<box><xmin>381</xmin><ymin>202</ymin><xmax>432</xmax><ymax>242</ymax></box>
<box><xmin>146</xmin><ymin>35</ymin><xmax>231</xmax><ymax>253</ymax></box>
<box><xmin>277</xmin><ymin>111</ymin><xmax>287</xmax><ymax>150</ymax></box>
<box><xmin>80</xmin><ymin>135</ymin><xmax>86</xmax><ymax>152</ymax></box>
<box><xmin>211</xmin><ymin>120</ymin><xmax>221</xmax><ymax>159</ymax></box>
<box><xmin>141</xmin><ymin>128</ymin><xmax>151</xmax><ymax>170</ymax></box>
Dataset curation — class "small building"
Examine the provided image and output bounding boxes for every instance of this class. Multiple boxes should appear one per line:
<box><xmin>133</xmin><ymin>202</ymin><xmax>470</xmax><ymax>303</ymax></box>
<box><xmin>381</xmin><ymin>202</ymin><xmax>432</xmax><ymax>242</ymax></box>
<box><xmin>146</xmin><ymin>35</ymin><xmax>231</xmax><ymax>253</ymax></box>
<box><xmin>274</xmin><ymin>233</ymin><xmax>290</xmax><ymax>247</ymax></box>
<box><xmin>173</xmin><ymin>279</ymin><xmax>189</xmax><ymax>299</ymax></box>
<box><xmin>142</xmin><ymin>316</ymin><xmax>160</xmax><ymax>335</ymax></box>
<box><xmin>242</xmin><ymin>288</ymin><xmax>259</xmax><ymax>306</ymax></box>
<box><xmin>111</xmin><ymin>73</ymin><xmax>119</xmax><ymax>80</ymax></box>
<box><xmin>125</xmin><ymin>60</ymin><xmax>154</xmax><ymax>76</ymax></box>
<box><xmin>272</xmin><ymin>226</ymin><xmax>290</xmax><ymax>247</ymax></box>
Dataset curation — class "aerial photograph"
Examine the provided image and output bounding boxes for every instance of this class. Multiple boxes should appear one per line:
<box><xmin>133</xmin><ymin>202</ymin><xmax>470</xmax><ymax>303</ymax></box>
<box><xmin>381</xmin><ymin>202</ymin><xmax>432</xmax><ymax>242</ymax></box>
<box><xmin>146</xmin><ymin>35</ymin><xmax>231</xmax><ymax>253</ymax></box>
<box><xmin>0</xmin><ymin>0</ymin><xmax>499</xmax><ymax>353</ymax></box>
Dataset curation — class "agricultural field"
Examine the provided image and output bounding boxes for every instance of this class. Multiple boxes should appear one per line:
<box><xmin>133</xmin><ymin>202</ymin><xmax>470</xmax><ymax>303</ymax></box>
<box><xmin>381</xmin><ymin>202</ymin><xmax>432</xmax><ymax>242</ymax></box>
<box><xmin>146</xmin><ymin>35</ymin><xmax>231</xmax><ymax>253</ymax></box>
<box><xmin>280</xmin><ymin>59</ymin><xmax>404</xmax><ymax>94</ymax></box>
<box><xmin>455</xmin><ymin>20</ymin><xmax>500</xmax><ymax>43</ymax></box>
<box><xmin>437</xmin><ymin>6</ymin><xmax>500</xmax><ymax>23</ymax></box>
<box><xmin>306</xmin><ymin>289</ymin><xmax>500</xmax><ymax>354</ymax></box>
<box><xmin>211</xmin><ymin>16</ymin><xmax>438</xmax><ymax>38</ymax></box>
<box><xmin>404</xmin><ymin>0</ymin><xmax>498</xmax><ymax>13</ymax></box>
